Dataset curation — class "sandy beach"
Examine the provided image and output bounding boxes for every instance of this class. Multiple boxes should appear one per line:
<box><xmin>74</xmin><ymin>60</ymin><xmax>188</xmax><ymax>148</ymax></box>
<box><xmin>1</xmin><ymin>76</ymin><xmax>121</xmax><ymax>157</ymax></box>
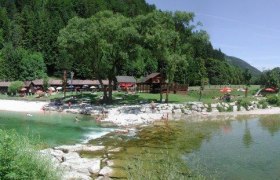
<box><xmin>0</xmin><ymin>100</ymin><xmax>48</xmax><ymax>112</ymax></box>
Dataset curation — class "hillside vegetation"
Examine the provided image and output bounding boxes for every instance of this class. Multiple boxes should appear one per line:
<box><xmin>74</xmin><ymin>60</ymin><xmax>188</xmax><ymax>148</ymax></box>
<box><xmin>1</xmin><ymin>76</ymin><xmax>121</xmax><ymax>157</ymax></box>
<box><xmin>225</xmin><ymin>55</ymin><xmax>261</xmax><ymax>76</ymax></box>
<box><xmin>0</xmin><ymin>0</ymin><xmax>264</xmax><ymax>101</ymax></box>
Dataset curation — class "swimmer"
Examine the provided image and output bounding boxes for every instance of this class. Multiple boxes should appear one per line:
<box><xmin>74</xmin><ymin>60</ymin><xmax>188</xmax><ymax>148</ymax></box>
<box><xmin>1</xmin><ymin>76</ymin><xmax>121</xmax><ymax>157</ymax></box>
<box><xmin>26</xmin><ymin>113</ymin><xmax>32</xmax><ymax>117</ymax></box>
<box><xmin>75</xmin><ymin>116</ymin><xmax>80</xmax><ymax>122</ymax></box>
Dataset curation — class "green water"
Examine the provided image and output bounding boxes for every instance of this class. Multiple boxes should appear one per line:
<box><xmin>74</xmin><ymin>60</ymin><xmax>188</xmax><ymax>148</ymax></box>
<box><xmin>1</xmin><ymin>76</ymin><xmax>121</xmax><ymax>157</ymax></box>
<box><xmin>0</xmin><ymin>111</ymin><xmax>113</xmax><ymax>147</ymax></box>
<box><xmin>184</xmin><ymin>115</ymin><xmax>280</xmax><ymax>180</ymax></box>
<box><xmin>89</xmin><ymin>115</ymin><xmax>280</xmax><ymax>179</ymax></box>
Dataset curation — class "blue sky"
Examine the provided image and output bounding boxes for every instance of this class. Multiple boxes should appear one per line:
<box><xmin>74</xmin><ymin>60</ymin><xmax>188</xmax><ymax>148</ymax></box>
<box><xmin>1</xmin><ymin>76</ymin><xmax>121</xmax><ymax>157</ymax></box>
<box><xmin>145</xmin><ymin>0</ymin><xmax>280</xmax><ymax>70</ymax></box>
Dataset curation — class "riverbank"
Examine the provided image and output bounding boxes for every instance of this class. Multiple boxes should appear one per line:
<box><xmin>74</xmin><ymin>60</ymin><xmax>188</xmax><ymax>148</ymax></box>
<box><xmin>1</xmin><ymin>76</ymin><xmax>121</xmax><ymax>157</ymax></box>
<box><xmin>0</xmin><ymin>99</ymin><xmax>280</xmax><ymax>126</ymax></box>
<box><xmin>0</xmin><ymin>100</ymin><xmax>48</xmax><ymax>112</ymax></box>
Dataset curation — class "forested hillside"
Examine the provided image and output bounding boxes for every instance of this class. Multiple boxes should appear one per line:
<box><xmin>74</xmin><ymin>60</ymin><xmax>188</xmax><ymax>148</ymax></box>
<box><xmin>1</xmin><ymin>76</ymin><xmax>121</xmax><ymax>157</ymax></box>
<box><xmin>0</xmin><ymin>0</ymin><xmax>249</xmax><ymax>88</ymax></box>
<box><xmin>225</xmin><ymin>55</ymin><xmax>261</xmax><ymax>76</ymax></box>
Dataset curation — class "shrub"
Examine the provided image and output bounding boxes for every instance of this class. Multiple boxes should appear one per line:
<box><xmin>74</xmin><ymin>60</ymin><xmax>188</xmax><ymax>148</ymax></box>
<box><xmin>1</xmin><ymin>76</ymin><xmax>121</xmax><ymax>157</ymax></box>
<box><xmin>217</xmin><ymin>106</ymin><xmax>225</xmax><ymax>112</ymax></box>
<box><xmin>206</xmin><ymin>103</ymin><xmax>212</xmax><ymax>112</ymax></box>
<box><xmin>0</xmin><ymin>130</ymin><xmax>60</xmax><ymax>179</ymax></box>
<box><xmin>266</xmin><ymin>95</ymin><xmax>280</xmax><ymax>105</ymax></box>
<box><xmin>237</xmin><ymin>104</ymin><xmax>240</xmax><ymax>111</ymax></box>
<box><xmin>8</xmin><ymin>81</ymin><xmax>24</xmax><ymax>95</ymax></box>
<box><xmin>237</xmin><ymin>99</ymin><xmax>251</xmax><ymax>111</ymax></box>
<box><xmin>227</xmin><ymin>105</ymin><xmax>233</xmax><ymax>112</ymax></box>
<box><xmin>259</xmin><ymin>100</ymin><xmax>268</xmax><ymax>109</ymax></box>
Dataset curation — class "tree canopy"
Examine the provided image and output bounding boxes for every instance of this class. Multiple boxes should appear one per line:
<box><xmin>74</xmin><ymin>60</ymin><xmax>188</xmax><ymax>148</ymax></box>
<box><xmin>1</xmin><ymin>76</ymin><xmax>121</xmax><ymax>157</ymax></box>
<box><xmin>0</xmin><ymin>0</ymin><xmax>258</xmax><ymax>100</ymax></box>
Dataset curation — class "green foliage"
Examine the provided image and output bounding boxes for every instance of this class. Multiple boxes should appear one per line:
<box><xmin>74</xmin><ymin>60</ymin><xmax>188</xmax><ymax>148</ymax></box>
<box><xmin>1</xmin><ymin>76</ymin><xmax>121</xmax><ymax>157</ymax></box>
<box><xmin>43</xmin><ymin>76</ymin><xmax>49</xmax><ymax>91</ymax></box>
<box><xmin>8</xmin><ymin>81</ymin><xmax>23</xmax><ymax>94</ymax></box>
<box><xmin>227</xmin><ymin>105</ymin><xmax>233</xmax><ymax>112</ymax></box>
<box><xmin>217</xmin><ymin>106</ymin><xmax>225</xmax><ymax>112</ymax></box>
<box><xmin>258</xmin><ymin>99</ymin><xmax>268</xmax><ymax>109</ymax></box>
<box><xmin>0</xmin><ymin>44</ymin><xmax>46</xmax><ymax>81</ymax></box>
<box><xmin>260</xmin><ymin>68</ymin><xmax>280</xmax><ymax>89</ymax></box>
<box><xmin>0</xmin><ymin>0</ymin><xmax>257</xmax><ymax>92</ymax></box>
<box><xmin>206</xmin><ymin>103</ymin><xmax>212</xmax><ymax>112</ymax></box>
<box><xmin>266</xmin><ymin>95</ymin><xmax>280</xmax><ymax>106</ymax></box>
<box><xmin>237</xmin><ymin>99</ymin><xmax>251</xmax><ymax>110</ymax></box>
<box><xmin>243</xmin><ymin>68</ymin><xmax>252</xmax><ymax>86</ymax></box>
<box><xmin>0</xmin><ymin>130</ymin><xmax>60</xmax><ymax>179</ymax></box>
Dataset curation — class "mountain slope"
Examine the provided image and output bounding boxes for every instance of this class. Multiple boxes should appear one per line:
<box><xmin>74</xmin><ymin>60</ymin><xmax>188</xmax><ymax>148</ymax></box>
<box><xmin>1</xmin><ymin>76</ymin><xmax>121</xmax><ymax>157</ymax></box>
<box><xmin>225</xmin><ymin>55</ymin><xmax>262</xmax><ymax>76</ymax></box>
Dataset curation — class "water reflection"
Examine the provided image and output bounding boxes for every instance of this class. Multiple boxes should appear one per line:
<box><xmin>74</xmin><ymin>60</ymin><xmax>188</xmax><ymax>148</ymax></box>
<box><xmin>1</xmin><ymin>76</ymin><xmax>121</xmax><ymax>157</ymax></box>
<box><xmin>259</xmin><ymin>115</ymin><xmax>280</xmax><ymax>136</ymax></box>
<box><xmin>184</xmin><ymin>115</ymin><xmax>280</xmax><ymax>179</ymax></box>
<box><xmin>243</xmin><ymin>120</ymin><xmax>253</xmax><ymax>148</ymax></box>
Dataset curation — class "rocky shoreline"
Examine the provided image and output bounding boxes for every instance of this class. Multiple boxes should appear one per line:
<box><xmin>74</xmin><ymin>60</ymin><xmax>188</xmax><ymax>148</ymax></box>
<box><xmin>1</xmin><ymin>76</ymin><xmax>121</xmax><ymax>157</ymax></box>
<box><xmin>39</xmin><ymin>99</ymin><xmax>280</xmax><ymax>179</ymax></box>
<box><xmin>41</xmin><ymin>144</ymin><xmax>124</xmax><ymax>180</ymax></box>
<box><xmin>43</xmin><ymin>100</ymin><xmax>278</xmax><ymax>127</ymax></box>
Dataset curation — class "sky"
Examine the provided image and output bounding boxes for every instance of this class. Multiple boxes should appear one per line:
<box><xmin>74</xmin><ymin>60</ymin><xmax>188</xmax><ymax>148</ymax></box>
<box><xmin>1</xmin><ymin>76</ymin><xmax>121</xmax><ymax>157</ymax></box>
<box><xmin>145</xmin><ymin>0</ymin><xmax>280</xmax><ymax>71</ymax></box>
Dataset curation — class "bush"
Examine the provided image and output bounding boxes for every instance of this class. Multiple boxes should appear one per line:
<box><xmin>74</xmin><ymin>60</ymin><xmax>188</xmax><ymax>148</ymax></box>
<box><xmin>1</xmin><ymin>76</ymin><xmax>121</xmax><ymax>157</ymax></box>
<box><xmin>8</xmin><ymin>81</ymin><xmax>24</xmax><ymax>95</ymax></box>
<box><xmin>259</xmin><ymin>100</ymin><xmax>268</xmax><ymax>109</ymax></box>
<box><xmin>267</xmin><ymin>95</ymin><xmax>280</xmax><ymax>106</ymax></box>
<box><xmin>206</xmin><ymin>103</ymin><xmax>212</xmax><ymax>112</ymax></box>
<box><xmin>237</xmin><ymin>99</ymin><xmax>251</xmax><ymax>111</ymax></box>
<box><xmin>217</xmin><ymin>106</ymin><xmax>225</xmax><ymax>112</ymax></box>
<box><xmin>237</xmin><ymin>104</ymin><xmax>241</xmax><ymax>111</ymax></box>
<box><xmin>227</xmin><ymin>105</ymin><xmax>233</xmax><ymax>112</ymax></box>
<box><xmin>0</xmin><ymin>130</ymin><xmax>60</xmax><ymax>179</ymax></box>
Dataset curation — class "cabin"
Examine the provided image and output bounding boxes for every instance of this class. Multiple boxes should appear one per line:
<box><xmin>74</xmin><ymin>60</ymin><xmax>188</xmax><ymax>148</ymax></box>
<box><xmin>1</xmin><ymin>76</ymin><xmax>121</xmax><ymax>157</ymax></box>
<box><xmin>116</xmin><ymin>76</ymin><xmax>137</xmax><ymax>91</ymax></box>
<box><xmin>0</xmin><ymin>82</ymin><xmax>11</xmax><ymax>94</ymax></box>
<box><xmin>137</xmin><ymin>73</ymin><xmax>163</xmax><ymax>93</ymax></box>
<box><xmin>137</xmin><ymin>73</ymin><xmax>188</xmax><ymax>94</ymax></box>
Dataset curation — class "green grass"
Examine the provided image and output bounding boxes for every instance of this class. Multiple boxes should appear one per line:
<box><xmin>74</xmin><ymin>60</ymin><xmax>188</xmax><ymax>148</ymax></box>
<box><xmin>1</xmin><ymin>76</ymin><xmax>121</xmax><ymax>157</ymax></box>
<box><xmin>0</xmin><ymin>84</ymin><xmax>263</xmax><ymax>104</ymax></box>
<box><xmin>0</xmin><ymin>130</ymin><xmax>60</xmax><ymax>179</ymax></box>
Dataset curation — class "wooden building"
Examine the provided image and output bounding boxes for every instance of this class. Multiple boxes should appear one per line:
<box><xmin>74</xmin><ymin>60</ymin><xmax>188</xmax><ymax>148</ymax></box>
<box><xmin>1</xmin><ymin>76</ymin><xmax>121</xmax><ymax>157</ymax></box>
<box><xmin>137</xmin><ymin>73</ymin><xmax>188</xmax><ymax>94</ymax></box>
<box><xmin>116</xmin><ymin>76</ymin><xmax>137</xmax><ymax>91</ymax></box>
<box><xmin>0</xmin><ymin>82</ymin><xmax>11</xmax><ymax>94</ymax></box>
<box><xmin>137</xmin><ymin>73</ymin><xmax>162</xmax><ymax>93</ymax></box>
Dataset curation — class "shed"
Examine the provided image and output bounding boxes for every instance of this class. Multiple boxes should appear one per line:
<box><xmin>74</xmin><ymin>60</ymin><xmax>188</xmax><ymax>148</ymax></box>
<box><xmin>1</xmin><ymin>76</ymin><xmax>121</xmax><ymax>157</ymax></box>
<box><xmin>0</xmin><ymin>82</ymin><xmax>11</xmax><ymax>94</ymax></box>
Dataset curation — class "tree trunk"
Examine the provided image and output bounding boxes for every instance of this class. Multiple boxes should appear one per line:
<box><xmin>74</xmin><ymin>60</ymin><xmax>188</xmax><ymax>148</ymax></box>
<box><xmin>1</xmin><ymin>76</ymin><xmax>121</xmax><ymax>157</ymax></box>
<box><xmin>165</xmin><ymin>83</ymin><xmax>169</xmax><ymax>104</ymax></box>
<box><xmin>159</xmin><ymin>73</ymin><xmax>163</xmax><ymax>103</ymax></box>
<box><xmin>245</xmin><ymin>87</ymin><xmax>248</xmax><ymax>98</ymax></box>
<box><xmin>63</xmin><ymin>70</ymin><xmax>66</xmax><ymax>97</ymax></box>
<box><xmin>98</xmin><ymin>78</ymin><xmax>108</xmax><ymax>103</ymax></box>
<box><xmin>108</xmin><ymin>78</ymin><xmax>113</xmax><ymax>103</ymax></box>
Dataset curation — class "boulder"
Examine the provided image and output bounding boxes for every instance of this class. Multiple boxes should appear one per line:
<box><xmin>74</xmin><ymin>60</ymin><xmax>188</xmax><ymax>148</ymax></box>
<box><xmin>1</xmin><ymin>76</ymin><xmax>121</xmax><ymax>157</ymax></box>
<box><xmin>62</xmin><ymin>152</ymin><xmax>80</xmax><ymax>162</ymax></box>
<box><xmin>99</xmin><ymin>166</ymin><xmax>113</xmax><ymax>177</ymax></box>
<box><xmin>62</xmin><ymin>171</ymin><xmax>92</xmax><ymax>180</ymax></box>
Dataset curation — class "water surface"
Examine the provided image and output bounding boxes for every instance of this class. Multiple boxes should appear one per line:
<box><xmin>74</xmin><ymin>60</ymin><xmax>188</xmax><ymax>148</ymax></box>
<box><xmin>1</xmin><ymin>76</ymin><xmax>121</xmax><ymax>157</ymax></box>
<box><xmin>184</xmin><ymin>115</ymin><xmax>280</xmax><ymax>179</ymax></box>
<box><xmin>0</xmin><ymin>111</ymin><xmax>113</xmax><ymax>147</ymax></box>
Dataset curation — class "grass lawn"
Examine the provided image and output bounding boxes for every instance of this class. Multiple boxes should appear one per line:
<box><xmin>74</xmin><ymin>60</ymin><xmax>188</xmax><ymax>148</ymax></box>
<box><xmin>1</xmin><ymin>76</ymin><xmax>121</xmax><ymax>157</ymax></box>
<box><xmin>0</xmin><ymin>85</ymin><xmax>263</xmax><ymax>104</ymax></box>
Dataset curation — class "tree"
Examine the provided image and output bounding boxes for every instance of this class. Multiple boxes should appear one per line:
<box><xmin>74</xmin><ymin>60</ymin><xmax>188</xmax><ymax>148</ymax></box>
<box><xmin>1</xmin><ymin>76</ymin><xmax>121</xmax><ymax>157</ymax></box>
<box><xmin>243</xmin><ymin>68</ymin><xmax>252</xmax><ymax>97</ymax></box>
<box><xmin>0</xmin><ymin>44</ymin><xmax>46</xmax><ymax>81</ymax></box>
<box><xmin>58</xmin><ymin>11</ymin><xmax>139</xmax><ymax>102</ymax></box>
<box><xmin>8</xmin><ymin>81</ymin><xmax>24</xmax><ymax>95</ymax></box>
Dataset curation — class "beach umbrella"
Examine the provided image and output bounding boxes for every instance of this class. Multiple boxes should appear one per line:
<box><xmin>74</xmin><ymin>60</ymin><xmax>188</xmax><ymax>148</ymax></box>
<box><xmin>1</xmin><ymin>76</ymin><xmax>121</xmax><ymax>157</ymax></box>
<box><xmin>48</xmin><ymin>87</ymin><xmax>55</xmax><ymax>91</ymax></box>
<box><xmin>264</xmin><ymin>88</ymin><xmax>276</xmax><ymax>92</ymax></box>
<box><xmin>56</xmin><ymin>87</ymin><xmax>62</xmax><ymax>90</ymax></box>
<box><xmin>82</xmin><ymin>85</ymin><xmax>89</xmax><ymax>88</ymax></box>
<box><xmin>90</xmin><ymin>86</ymin><xmax>97</xmax><ymax>89</ymax></box>
<box><xmin>20</xmin><ymin>88</ymin><xmax>27</xmax><ymax>91</ymax></box>
<box><xmin>220</xmin><ymin>87</ymin><xmax>232</xmax><ymax>93</ymax></box>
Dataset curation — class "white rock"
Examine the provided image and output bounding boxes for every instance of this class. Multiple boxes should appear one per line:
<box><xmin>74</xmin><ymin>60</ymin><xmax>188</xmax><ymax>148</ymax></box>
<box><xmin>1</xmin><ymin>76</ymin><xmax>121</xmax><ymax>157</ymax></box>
<box><xmin>62</xmin><ymin>152</ymin><xmax>80</xmax><ymax>162</ymax></box>
<box><xmin>99</xmin><ymin>166</ymin><xmax>113</xmax><ymax>176</ymax></box>
<box><xmin>211</xmin><ymin>104</ymin><xmax>218</xmax><ymax>108</ymax></box>
<box><xmin>108</xmin><ymin>147</ymin><xmax>122</xmax><ymax>153</ymax></box>
<box><xmin>62</xmin><ymin>171</ymin><xmax>92</xmax><ymax>180</ymax></box>
<box><xmin>233</xmin><ymin>105</ymin><xmax>238</xmax><ymax>112</ymax></box>
<box><xmin>82</xmin><ymin>145</ymin><xmax>105</xmax><ymax>152</ymax></box>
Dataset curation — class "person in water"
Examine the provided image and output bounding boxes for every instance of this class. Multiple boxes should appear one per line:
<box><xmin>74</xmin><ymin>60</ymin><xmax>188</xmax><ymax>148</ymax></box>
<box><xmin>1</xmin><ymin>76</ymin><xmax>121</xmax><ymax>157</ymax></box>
<box><xmin>75</xmin><ymin>116</ymin><xmax>80</xmax><ymax>122</ymax></box>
